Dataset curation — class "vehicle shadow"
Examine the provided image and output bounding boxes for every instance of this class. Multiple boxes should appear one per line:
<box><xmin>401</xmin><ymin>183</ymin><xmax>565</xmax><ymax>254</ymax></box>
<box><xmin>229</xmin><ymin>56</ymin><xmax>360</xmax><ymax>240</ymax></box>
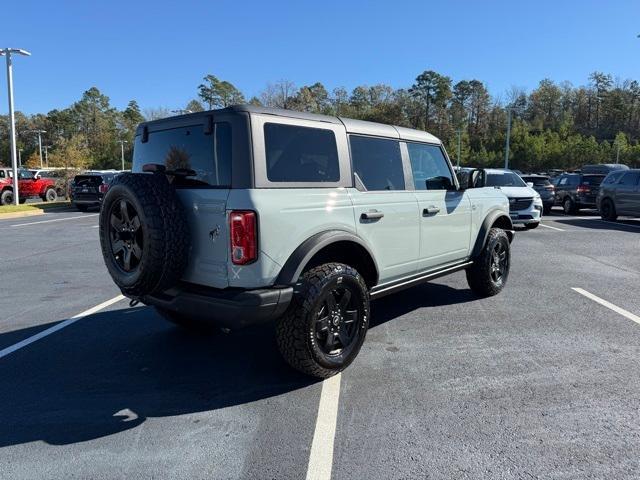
<box><xmin>0</xmin><ymin>307</ymin><xmax>315</xmax><ymax>447</ymax></box>
<box><xmin>0</xmin><ymin>282</ymin><xmax>477</xmax><ymax>447</ymax></box>
<box><xmin>550</xmin><ymin>217</ymin><xmax>640</xmax><ymax>232</ymax></box>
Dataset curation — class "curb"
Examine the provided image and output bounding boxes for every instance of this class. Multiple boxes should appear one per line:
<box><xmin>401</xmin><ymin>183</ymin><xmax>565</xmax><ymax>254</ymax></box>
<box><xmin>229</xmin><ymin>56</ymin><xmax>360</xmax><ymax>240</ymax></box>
<box><xmin>0</xmin><ymin>209</ymin><xmax>45</xmax><ymax>220</ymax></box>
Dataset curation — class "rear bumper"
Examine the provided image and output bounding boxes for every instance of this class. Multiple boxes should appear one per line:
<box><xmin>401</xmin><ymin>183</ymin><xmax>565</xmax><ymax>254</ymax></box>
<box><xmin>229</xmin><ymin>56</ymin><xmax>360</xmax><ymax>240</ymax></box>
<box><xmin>141</xmin><ymin>283</ymin><xmax>294</xmax><ymax>330</ymax></box>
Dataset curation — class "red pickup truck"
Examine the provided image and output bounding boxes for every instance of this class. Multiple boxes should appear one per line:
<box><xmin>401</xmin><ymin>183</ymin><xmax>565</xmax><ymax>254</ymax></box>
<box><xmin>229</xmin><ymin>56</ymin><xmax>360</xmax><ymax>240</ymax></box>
<box><xmin>0</xmin><ymin>167</ymin><xmax>58</xmax><ymax>205</ymax></box>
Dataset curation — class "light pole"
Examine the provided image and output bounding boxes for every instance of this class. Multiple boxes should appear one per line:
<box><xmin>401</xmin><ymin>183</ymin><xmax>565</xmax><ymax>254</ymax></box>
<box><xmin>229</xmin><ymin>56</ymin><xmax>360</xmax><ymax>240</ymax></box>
<box><xmin>504</xmin><ymin>107</ymin><xmax>514</xmax><ymax>170</ymax></box>
<box><xmin>1</xmin><ymin>48</ymin><xmax>31</xmax><ymax>205</ymax></box>
<box><xmin>456</xmin><ymin>128</ymin><xmax>462</xmax><ymax>168</ymax></box>
<box><xmin>118</xmin><ymin>140</ymin><xmax>128</xmax><ymax>170</ymax></box>
<box><xmin>43</xmin><ymin>145</ymin><xmax>52</xmax><ymax>167</ymax></box>
<box><xmin>24</xmin><ymin>129</ymin><xmax>46</xmax><ymax>168</ymax></box>
<box><xmin>18</xmin><ymin>148</ymin><xmax>22</xmax><ymax>167</ymax></box>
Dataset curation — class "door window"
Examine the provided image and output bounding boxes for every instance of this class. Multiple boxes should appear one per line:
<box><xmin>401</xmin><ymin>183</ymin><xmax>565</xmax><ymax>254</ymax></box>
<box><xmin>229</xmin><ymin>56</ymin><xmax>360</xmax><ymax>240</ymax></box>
<box><xmin>406</xmin><ymin>143</ymin><xmax>454</xmax><ymax>190</ymax></box>
<box><xmin>350</xmin><ymin>136</ymin><xmax>405</xmax><ymax>191</ymax></box>
<box><xmin>620</xmin><ymin>172</ymin><xmax>640</xmax><ymax>186</ymax></box>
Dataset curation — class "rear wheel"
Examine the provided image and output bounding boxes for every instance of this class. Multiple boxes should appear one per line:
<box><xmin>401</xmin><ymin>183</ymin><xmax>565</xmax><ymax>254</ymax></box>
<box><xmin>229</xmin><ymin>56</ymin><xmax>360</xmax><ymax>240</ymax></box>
<box><xmin>563</xmin><ymin>197</ymin><xmax>576</xmax><ymax>214</ymax></box>
<box><xmin>600</xmin><ymin>198</ymin><xmax>617</xmax><ymax>221</ymax></box>
<box><xmin>466</xmin><ymin>228</ymin><xmax>510</xmax><ymax>297</ymax></box>
<box><xmin>43</xmin><ymin>188</ymin><xmax>57</xmax><ymax>202</ymax></box>
<box><xmin>276</xmin><ymin>263</ymin><xmax>370</xmax><ymax>378</ymax></box>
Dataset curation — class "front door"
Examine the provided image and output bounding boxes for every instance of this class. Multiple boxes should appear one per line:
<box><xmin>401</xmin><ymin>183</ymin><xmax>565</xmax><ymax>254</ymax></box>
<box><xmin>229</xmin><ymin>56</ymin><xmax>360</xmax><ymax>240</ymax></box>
<box><xmin>349</xmin><ymin>135</ymin><xmax>420</xmax><ymax>284</ymax></box>
<box><xmin>403</xmin><ymin>142</ymin><xmax>472</xmax><ymax>270</ymax></box>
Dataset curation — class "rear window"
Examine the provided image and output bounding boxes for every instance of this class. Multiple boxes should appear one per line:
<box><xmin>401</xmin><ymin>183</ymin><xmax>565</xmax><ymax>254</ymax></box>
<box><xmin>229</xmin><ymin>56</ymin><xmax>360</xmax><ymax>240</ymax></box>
<box><xmin>522</xmin><ymin>177</ymin><xmax>551</xmax><ymax>187</ymax></box>
<box><xmin>582</xmin><ymin>175</ymin><xmax>604</xmax><ymax>186</ymax></box>
<box><xmin>132</xmin><ymin>123</ymin><xmax>231</xmax><ymax>187</ymax></box>
<box><xmin>264</xmin><ymin>123</ymin><xmax>339</xmax><ymax>183</ymax></box>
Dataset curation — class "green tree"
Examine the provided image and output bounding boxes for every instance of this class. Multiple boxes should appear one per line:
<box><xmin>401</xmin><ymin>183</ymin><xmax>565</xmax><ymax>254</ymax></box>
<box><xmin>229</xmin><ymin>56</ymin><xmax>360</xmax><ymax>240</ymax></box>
<box><xmin>198</xmin><ymin>75</ymin><xmax>245</xmax><ymax>109</ymax></box>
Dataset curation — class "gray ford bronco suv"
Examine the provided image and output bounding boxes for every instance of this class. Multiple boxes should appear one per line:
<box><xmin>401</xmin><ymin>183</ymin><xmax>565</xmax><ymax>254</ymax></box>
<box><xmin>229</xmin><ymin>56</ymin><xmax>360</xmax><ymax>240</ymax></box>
<box><xmin>99</xmin><ymin>105</ymin><xmax>514</xmax><ymax>378</ymax></box>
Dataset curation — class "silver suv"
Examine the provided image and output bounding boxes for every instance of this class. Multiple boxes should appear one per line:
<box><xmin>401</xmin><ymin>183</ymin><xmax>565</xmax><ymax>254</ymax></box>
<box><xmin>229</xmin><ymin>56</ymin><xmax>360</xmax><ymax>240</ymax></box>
<box><xmin>98</xmin><ymin>105</ymin><xmax>514</xmax><ymax>378</ymax></box>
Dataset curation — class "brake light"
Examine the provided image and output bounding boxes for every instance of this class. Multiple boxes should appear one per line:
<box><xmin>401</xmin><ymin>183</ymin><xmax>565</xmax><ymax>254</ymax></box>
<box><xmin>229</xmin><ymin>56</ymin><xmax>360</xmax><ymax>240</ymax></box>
<box><xmin>99</xmin><ymin>183</ymin><xmax>109</xmax><ymax>194</ymax></box>
<box><xmin>545</xmin><ymin>185</ymin><xmax>555</xmax><ymax>191</ymax></box>
<box><xmin>576</xmin><ymin>184</ymin><xmax>590</xmax><ymax>193</ymax></box>
<box><xmin>229</xmin><ymin>210</ymin><xmax>257</xmax><ymax>265</ymax></box>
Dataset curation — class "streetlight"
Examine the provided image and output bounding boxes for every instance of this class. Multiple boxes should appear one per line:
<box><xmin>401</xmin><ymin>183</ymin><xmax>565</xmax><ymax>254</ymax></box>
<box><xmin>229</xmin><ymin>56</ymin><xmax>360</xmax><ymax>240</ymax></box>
<box><xmin>117</xmin><ymin>140</ymin><xmax>128</xmax><ymax>171</ymax></box>
<box><xmin>456</xmin><ymin>128</ymin><xmax>463</xmax><ymax>169</ymax></box>
<box><xmin>1</xmin><ymin>47</ymin><xmax>31</xmax><ymax>205</ymax></box>
<box><xmin>504</xmin><ymin>106</ymin><xmax>516</xmax><ymax>170</ymax></box>
<box><xmin>24</xmin><ymin>129</ymin><xmax>46</xmax><ymax>168</ymax></box>
<box><xmin>43</xmin><ymin>145</ymin><xmax>52</xmax><ymax>167</ymax></box>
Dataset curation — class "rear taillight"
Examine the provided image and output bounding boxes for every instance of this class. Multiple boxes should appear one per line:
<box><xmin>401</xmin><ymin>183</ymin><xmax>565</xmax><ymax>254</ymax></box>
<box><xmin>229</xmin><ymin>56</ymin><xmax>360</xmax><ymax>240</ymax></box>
<box><xmin>99</xmin><ymin>183</ymin><xmax>109</xmax><ymax>194</ymax></box>
<box><xmin>545</xmin><ymin>185</ymin><xmax>555</xmax><ymax>191</ymax></box>
<box><xmin>229</xmin><ymin>210</ymin><xmax>257</xmax><ymax>265</ymax></box>
<box><xmin>576</xmin><ymin>184</ymin><xmax>590</xmax><ymax>193</ymax></box>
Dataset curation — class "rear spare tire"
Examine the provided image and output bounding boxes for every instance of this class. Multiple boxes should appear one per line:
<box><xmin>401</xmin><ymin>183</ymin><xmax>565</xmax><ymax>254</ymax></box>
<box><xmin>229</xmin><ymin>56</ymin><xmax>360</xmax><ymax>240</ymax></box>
<box><xmin>99</xmin><ymin>173</ymin><xmax>190</xmax><ymax>297</ymax></box>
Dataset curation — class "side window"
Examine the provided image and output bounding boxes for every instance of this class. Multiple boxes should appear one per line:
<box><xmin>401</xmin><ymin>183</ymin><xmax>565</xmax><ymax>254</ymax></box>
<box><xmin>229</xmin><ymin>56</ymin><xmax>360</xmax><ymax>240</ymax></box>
<box><xmin>0</xmin><ymin>170</ymin><xmax>4</xmax><ymax>178</ymax></box>
<box><xmin>406</xmin><ymin>143</ymin><xmax>453</xmax><ymax>190</ymax></box>
<box><xmin>350</xmin><ymin>136</ymin><xmax>405</xmax><ymax>191</ymax></box>
<box><xmin>264</xmin><ymin>123</ymin><xmax>339</xmax><ymax>183</ymax></box>
<box><xmin>559</xmin><ymin>177</ymin><xmax>568</xmax><ymax>185</ymax></box>
<box><xmin>620</xmin><ymin>172</ymin><xmax>640</xmax><ymax>186</ymax></box>
<box><xmin>603</xmin><ymin>172</ymin><xmax>622</xmax><ymax>184</ymax></box>
<box><xmin>132</xmin><ymin>123</ymin><xmax>231</xmax><ymax>187</ymax></box>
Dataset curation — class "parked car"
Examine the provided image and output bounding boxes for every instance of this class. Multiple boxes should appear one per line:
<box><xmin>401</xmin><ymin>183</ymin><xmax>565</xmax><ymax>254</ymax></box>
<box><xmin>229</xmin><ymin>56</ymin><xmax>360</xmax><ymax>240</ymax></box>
<box><xmin>69</xmin><ymin>172</ymin><xmax>117</xmax><ymax>211</ymax></box>
<box><xmin>484</xmin><ymin>169</ymin><xmax>542</xmax><ymax>229</ymax></box>
<box><xmin>29</xmin><ymin>168</ymin><xmax>71</xmax><ymax>198</ymax></box>
<box><xmin>520</xmin><ymin>174</ymin><xmax>555</xmax><ymax>214</ymax></box>
<box><xmin>0</xmin><ymin>167</ymin><xmax>58</xmax><ymax>205</ymax></box>
<box><xmin>97</xmin><ymin>105</ymin><xmax>514</xmax><ymax>378</ymax></box>
<box><xmin>581</xmin><ymin>164</ymin><xmax>629</xmax><ymax>175</ymax></box>
<box><xmin>597</xmin><ymin>169</ymin><xmax>640</xmax><ymax>221</ymax></box>
<box><xmin>554</xmin><ymin>173</ymin><xmax>606</xmax><ymax>213</ymax></box>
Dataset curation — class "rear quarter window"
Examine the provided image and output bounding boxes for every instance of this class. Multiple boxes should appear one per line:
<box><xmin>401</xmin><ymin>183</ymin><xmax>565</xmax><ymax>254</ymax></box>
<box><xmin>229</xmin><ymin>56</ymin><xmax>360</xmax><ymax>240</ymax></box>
<box><xmin>132</xmin><ymin>123</ymin><xmax>231</xmax><ymax>187</ymax></box>
<box><xmin>264</xmin><ymin>123</ymin><xmax>340</xmax><ymax>183</ymax></box>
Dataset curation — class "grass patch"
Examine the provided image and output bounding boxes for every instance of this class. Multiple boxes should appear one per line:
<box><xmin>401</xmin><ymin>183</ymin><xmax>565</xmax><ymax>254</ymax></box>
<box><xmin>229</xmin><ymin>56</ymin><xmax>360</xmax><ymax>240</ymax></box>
<box><xmin>0</xmin><ymin>201</ymin><xmax>71</xmax><ymax>214</ymax></box>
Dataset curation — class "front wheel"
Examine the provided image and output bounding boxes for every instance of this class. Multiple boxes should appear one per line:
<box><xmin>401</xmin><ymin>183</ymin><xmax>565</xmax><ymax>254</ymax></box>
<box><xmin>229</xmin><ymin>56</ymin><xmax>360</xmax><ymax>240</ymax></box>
<box><xmin>563</xmin><ymin>197</ymin><xmax>576</xmax><ymax>214</ymax></box>
<box><xmin>466</xmin><ymin>228</ymin><xmax>511</xmax><ymax>297</ymax></box>
<box><xmin>276</xmin><ymin>263</ymin><xmax>370</xmax><ymax>378</ymax></box>
<box><xmin>600</xmin><ymin>199</ymin><xmax>617</xmax><ymax>221</ymax></box>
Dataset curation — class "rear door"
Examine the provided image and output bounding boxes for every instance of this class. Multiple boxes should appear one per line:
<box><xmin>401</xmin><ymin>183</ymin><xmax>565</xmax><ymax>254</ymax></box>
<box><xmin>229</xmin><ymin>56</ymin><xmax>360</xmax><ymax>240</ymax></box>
<box><xmin>132</xmin><ymin>120</ymin><xmax>232</xmax><ymax>288</ymax></box>
<box><xmin>349</xmin><ymin>135</ymin><xmax>420</xmax><ymax>283</ymax></box>
<box><xmin>405</xmin><ymin>142</ymin><xmax>471</xmax><ymax>270</ymax></box>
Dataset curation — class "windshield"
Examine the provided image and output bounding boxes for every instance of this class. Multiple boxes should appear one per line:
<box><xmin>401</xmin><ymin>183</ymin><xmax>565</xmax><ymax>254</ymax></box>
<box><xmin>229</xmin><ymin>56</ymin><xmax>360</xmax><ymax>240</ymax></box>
<box><xmin>486</xmin><ymin>172</ymin><xmax>526</xmax><ymax>187</ymax></box>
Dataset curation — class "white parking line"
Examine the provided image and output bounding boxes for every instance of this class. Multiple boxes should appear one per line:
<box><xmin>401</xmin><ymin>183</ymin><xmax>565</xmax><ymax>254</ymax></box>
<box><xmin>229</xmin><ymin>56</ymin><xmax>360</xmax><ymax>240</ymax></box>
<box><xmin>306</xmin><ymin>373</ymin><xmax>341</xmax><ymax>480</ymax></box>
<box><xmin>572</xmin><ymin>288</ymin><xmax>640</xmax><ymax>326</ymax></box>
<box><xmin>539</xmin><ymin>223</ymin><xmax>565</xmax><ymax>231</ymax></box>
<box><xmin>0</xmin><ymin>295</ymin><xmax>126</xmax><ymax>359</ymax></box>
<box><xmin>11</xmin><ymin>213</ymin><xmax>98</xmax><ymax>227</ymax></box>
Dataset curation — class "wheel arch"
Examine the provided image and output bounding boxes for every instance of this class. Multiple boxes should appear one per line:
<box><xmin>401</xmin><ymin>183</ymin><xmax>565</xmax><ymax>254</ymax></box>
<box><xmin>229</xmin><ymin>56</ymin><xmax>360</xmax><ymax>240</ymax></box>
<box><xmin>471</xmin><ymin>210</ymin><xmax>514</xmax><ymax>258</ymax></box>
<box><xmin>275</xmin><ymin>230</ymin><xmax>379</xmax><ymax>288</ymax></box>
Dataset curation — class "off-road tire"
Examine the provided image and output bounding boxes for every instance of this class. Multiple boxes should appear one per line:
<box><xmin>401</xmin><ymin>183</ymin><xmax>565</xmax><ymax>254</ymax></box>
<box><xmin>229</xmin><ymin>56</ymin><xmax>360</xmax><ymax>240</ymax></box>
<box><xmin>99</xmin><ymin>173</ymin><xmax>190</xmax><ymax>298</ymax></box>
<box><xmin>155</xmin><ymin>307</ymin><xmax>219</xmax><ymax>334</ymax></box>
<box><xmin>0</xmin><ymin>190</ymin><xmax>12</xmax><ymax>205</ymax></box>
<box><xmin>276</xmin><ymin>263</ymin><xmax>370</xmax><ymax>378</ymax></box>
<box><xmin>43</xmin><ymin>188</ymin><xmax>57</xmax><ymax>202</ymax></box>
<box><xmin>563</xmin><ymin>197</ymin><xmax>576</xmax><ymax>214</ymax></box>
<box><xmin>525</xmin><ymin>222</ymin><xmax>539</xmax><ymax>230</ymax></box>
<box><xmin>600</xmin><ymin>198</ymin><xmax>617</xmax><ymax>221</ymax></box>
<box><xmin>75</xmin><ymin>203</ymin><xmax>89</xmax><ymax>212</ymax></box>
<box><xmin>466</xmin><ymin>228</ymin><xmax>510</xmax><ymax>297</ymax></box>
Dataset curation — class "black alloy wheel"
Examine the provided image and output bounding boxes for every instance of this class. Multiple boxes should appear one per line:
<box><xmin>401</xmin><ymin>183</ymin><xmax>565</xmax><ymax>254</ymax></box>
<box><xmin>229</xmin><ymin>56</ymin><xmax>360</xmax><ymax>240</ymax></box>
<box><xmin>314</xmin><ymin>284</ymin><xmax>361</xmax><ymax>356</ymax></box>
<box><xmin>109</xmin><ymin>199</ymin><xmax>143</xmax><ymax>273</ymax></box>
<box><xmin>490</xmin><ymin>240</ymin><xmax>509</xmax><ymax>285</ymax></box>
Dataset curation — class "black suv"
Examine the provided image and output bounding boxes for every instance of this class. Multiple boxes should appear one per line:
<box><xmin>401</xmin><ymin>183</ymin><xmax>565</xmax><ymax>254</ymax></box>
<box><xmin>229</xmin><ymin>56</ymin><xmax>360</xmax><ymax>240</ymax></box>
<box><xmin>554</xmin><ymin>173</ymin><xmax>605</xmax><ymax>214</ymax></box>
<box><xmin>520</xmin><ymin>174</ymin><xmax>555</xmax><ymax>214</ymax></box>
<box><xmin>70</xmin><ymin>172</ymin><xmax>117</xmax><ymax>211</ymax></box>
<box><xmin>597</xmin><ymin>169</ymin><xmax>640</xmax><ymax>221</ymax></box>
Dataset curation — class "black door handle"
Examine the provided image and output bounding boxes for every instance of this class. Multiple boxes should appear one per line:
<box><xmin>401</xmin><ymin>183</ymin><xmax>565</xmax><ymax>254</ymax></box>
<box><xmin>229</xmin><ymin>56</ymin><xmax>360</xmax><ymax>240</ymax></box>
<box><xmin>361</xmin><ymin>210</ymin><xmax>384</xmax><ymax>220</ymax></box>
<box><xmin>423</xmin><ymin>206</ymin><xmax>440</xmax><ymax>216</ymax></box>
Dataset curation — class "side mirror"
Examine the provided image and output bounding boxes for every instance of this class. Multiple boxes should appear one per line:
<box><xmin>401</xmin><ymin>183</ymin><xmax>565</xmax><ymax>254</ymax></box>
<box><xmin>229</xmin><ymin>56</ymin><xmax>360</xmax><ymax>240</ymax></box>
<box><xmin>35</xmin><ymin>174</ymin><xmax>41</xmax><ymax>180</ymax></box>
<box><xmin>456</xmin><ymin>169</ymin><xmax>486</xmax><ymax>190</ymax></box>
<box><xmin>526</xmin><ymin>182</ymin><xmax>534</xmax><ymax>188</ymax></box>
<box><xmin>425</xmin><ymin>176</ymin><xmax>453</xmax><ymax>191</ymax></box>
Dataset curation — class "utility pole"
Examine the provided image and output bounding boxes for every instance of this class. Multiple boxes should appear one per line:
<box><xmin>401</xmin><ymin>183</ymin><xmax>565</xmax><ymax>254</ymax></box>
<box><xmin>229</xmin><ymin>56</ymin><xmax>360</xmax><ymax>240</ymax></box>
<box><xmin>43</xmin><ymin>145</ymin><xmax>52</xmax><ymax>167</ymax></box>
<box><xmin>18</xmin><ymin>149</ymin><xmax>22</xmax><ymax>167</ymax></box>
<box><xmin>504</xmin><ymin>108</ymin><xmax>513</xmax><ymax>170</ymax></box>
<box><xmin>1</xmin><ymin>48</ymin><xmax>31</xmax><ymax>205</ymax></box>
<box><xmin>24</xmin><ymin>129</ymin><xmax>46</xmax><ymax>168</ymax></box>
<box><xmin>456</xmin><ymin>129</ymin><xmax>462</xmax><ymax>168</ymax></box>
<box><xmin>118</xmin><ymin>140</ymin><xmax>128</xmax><ymax>170</ymax></box>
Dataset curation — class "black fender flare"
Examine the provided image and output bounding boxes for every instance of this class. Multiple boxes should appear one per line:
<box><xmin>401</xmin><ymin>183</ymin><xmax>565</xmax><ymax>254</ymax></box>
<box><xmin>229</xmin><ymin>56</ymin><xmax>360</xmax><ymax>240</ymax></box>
<box><xmin>471</xmin><ymin>210</ymin><xmax>514</xmax><ymax>258</ymax></box>
<box><xmin>275</xmin><ymin>230</ymin><xmax>379</xmax><ymax>286</ymax></box>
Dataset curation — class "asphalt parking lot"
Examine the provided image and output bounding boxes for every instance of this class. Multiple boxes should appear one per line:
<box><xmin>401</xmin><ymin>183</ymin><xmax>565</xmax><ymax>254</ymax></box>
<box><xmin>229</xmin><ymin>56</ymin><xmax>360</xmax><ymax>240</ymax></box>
<box><xmin>1</xmin><ymin>209</ymin><xmax>639</xmax><ymax>479</ymax></box>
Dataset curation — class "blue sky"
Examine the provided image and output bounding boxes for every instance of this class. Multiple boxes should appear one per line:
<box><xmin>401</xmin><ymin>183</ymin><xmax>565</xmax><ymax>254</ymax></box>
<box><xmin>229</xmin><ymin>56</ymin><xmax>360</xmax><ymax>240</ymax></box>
<box><xmin>2</xmin><ymin>0</ymin><xmax>639</xmax><ymax>114</ymax></box>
